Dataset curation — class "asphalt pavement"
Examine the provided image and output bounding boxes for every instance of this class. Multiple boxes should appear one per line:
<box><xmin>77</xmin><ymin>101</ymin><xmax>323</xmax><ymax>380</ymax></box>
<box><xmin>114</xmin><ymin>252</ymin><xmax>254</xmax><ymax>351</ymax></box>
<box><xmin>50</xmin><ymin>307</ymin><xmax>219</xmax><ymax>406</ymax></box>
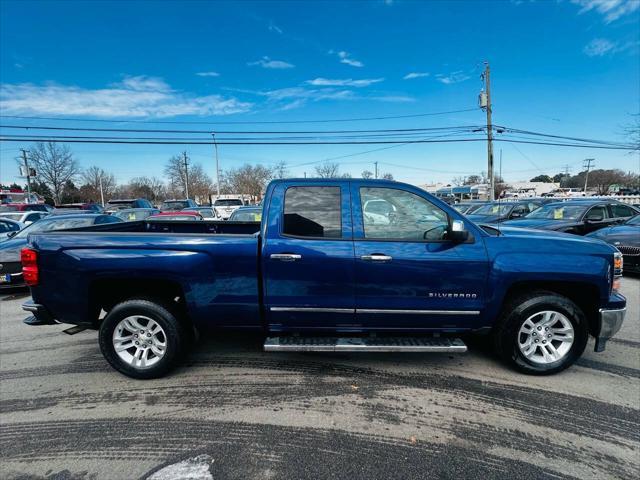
<box><xmin>0</xmin><ymin>278</ymin><xmax>638</xmax><ymax>480</ymax></box>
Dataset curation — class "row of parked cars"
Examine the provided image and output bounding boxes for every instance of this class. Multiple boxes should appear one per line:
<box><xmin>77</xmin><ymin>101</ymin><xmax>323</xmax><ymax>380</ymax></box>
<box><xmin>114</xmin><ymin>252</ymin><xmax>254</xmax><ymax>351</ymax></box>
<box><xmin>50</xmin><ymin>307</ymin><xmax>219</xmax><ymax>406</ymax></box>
<box><xmin>450</xmin><ymin>197</ymin><xmax>639</xmax><ymax>272</ymax></box>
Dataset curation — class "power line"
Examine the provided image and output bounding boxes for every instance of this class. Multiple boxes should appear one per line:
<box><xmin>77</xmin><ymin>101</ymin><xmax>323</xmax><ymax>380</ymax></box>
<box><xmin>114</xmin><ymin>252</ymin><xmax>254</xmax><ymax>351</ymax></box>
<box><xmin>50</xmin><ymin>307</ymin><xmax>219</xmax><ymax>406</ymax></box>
<box><xmin>0</xmin><ymin>123</ymin><xmax>483</xmax><ymax>135</ymax></box>
<box><xmin>0</xmin><ymin>136</ymin><xmax>635</xmax><ymax>149</ymax></box>
<box><xmin>0</xmin><ymin>108</ymin><xmax>479</xmax><ymax>125</ymax></box>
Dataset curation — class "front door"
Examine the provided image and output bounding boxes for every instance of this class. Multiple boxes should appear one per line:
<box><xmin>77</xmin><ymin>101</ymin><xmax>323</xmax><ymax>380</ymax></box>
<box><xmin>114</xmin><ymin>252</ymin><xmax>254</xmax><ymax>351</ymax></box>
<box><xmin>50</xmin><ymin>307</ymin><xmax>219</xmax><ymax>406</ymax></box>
<box><xmin>262</xmin><ymin>182</ymin><xmax>355</xmax><ymax>332</ymax></box>
<box><xmin>352</xmin><ymin>183</ymin><xmax>488</xmax><ymax>331</ymax></box>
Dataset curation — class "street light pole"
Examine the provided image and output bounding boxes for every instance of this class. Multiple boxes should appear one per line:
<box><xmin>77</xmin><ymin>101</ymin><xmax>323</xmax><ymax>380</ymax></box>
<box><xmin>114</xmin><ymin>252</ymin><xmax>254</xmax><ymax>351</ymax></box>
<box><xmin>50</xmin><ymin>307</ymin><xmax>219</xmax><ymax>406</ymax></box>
<box><xmin>212</xmin><ymin>133</ymin><xmax>220</xmax><ymax>197</ymax></box>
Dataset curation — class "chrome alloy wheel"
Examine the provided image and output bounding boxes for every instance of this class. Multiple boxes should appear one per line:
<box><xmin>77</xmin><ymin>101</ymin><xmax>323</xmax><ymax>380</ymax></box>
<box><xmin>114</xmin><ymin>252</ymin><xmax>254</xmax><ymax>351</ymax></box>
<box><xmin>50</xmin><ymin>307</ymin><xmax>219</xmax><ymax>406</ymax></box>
<box><xmin>517</xmin><ymin>310</ymin><xmax>574</xmax><ymax>364</ymax></box>
<box><xmin>112</xmin><ymin>315</ymin><xmax>167</xmax><ymax>369</ymax></box>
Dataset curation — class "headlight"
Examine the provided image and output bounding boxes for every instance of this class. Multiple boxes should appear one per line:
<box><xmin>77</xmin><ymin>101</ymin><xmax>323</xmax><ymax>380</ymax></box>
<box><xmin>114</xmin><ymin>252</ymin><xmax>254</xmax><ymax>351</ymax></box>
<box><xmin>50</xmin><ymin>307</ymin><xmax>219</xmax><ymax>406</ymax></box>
<box><xmin>612</xmin><ymin>251</ymin><xmax>623</xmax><ymax>293</ymax></box>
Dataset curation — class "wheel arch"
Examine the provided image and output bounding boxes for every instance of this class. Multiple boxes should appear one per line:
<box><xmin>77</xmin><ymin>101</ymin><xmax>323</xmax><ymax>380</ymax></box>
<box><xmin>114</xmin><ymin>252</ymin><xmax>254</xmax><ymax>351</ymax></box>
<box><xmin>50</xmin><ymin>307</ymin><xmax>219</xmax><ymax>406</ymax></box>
<box><xmin>501</xmin><ymin>281</ymin><xmax>601</xmax><ymax>337</ymax></box>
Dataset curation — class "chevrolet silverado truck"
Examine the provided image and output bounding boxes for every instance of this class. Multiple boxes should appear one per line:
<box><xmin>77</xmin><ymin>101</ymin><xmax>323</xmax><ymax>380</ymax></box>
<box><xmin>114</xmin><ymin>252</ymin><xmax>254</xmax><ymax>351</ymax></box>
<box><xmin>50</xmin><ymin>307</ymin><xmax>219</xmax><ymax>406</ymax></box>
<box><xmin>20</xmin><ymin>179</ymin><xmax>626</xmax><ymax>379</ymax></box>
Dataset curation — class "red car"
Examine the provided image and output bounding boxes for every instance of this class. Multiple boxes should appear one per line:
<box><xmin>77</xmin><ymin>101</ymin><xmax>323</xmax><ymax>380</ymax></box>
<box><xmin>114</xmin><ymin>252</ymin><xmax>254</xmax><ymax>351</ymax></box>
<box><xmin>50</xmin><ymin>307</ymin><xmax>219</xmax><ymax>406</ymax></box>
<box><xmin>148</xmin><ymin>210</ymin><xmax>204</xmax><ymax>221</ymax></box>
<box><xmin>0</xmin><ymin>203</ymin><xmax>51</xmax><ymax>213</ymax></box>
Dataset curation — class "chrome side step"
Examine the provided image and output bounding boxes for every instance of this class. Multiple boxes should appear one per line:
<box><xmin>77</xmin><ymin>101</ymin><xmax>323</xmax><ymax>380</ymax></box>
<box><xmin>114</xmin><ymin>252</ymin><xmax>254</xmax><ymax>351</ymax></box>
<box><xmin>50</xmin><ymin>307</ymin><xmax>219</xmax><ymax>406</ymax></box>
<box><xmin>263</xmin><ymin>336</ymin><xmax>467</xmax><ymax>353</ymax></box>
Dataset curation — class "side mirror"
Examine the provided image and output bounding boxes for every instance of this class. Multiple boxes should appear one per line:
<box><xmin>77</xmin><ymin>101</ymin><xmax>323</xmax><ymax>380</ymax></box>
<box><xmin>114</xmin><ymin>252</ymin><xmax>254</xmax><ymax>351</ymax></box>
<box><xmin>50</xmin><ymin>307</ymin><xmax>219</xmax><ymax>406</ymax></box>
<box><xmin>586</xmin><ymin>215</ymin><xmax>603</xmax><ymax>223</ymax></box>
<box><xmin>7</xmin><ymin>231</ymin><xmax>17</xmax><ymax>239</ymax></box>
<box><xmin>448</xmin><ymin>219</ymin><xmax>469</xmax><ymax>242</ymax></box>
<box><xmin>510</xmin><ymin>211</ymin><xmax>523</xmax><ymax>218</ymax></box>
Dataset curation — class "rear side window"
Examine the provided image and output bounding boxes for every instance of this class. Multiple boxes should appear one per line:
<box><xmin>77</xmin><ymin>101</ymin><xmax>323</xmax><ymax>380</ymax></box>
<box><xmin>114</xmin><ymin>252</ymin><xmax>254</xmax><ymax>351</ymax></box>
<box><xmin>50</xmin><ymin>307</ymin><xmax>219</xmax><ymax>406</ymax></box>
<box><xmin>611</xmin><ymin>204</ymin><xmax>635</xmax><ymax>218</ymax></box>
<box><xmin>283</xmin><ymin>186</ymin><xmax>341</xmax><ymax>238</ymax></box>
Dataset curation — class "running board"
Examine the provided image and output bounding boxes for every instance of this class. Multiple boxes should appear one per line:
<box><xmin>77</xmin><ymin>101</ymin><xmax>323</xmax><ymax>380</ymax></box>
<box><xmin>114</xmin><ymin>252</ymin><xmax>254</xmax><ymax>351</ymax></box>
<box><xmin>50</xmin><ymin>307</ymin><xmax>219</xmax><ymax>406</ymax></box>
<box><xmin>263</xmin><ymin>336</ymin><xmax>467</xmax><ymax>353</ymax></box>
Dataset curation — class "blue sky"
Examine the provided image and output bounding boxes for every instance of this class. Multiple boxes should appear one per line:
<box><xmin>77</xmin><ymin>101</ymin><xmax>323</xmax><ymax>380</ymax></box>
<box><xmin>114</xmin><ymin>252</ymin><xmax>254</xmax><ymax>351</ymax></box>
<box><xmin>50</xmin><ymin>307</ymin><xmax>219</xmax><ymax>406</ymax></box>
<box><xmin>1</xmin><ymin>0</ymin><xmax>639</xmax><ymax>186</ymax></box>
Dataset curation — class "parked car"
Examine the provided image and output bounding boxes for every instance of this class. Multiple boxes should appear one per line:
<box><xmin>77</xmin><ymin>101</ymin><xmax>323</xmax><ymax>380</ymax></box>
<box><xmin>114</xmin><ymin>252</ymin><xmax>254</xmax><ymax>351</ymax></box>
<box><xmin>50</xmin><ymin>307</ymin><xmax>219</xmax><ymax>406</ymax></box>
<box><xmin>21</xmin><ymin>179</ymin><xmax>625</xmax><ymax>379</ymax></box>
<box><xmin>0</xmin><ymin>203</ymin><xmax>52</xmax><ymax>213</ymax></box>
<box><xmin>148</xmin><ymin>210</ymin><xmax>204</xmax><ymax>221</ymax></box>
<box><xmin>228</xmin><ymin>206</ymin><xmax>262</xmax><ymax>222</ymax></box>
<box><xmin>113</xmin><ymin>208</ymin><xmax>160</xmax><ymax>222</ymax></box>
<box><xmin>587</xmin><ymin>215</ymin><xmax>640</xmax><ymax>273</ymax></box>
<box><xmin>161</xmin><ymin>199</ymin><xmax>198</xmax><ymax>211</ymax></box>
<box><xmin>185</xmin><ymin>207</ymin><xmax>219</xmax><ymax>219</ymax></box>
<box><xmin>55</xmin><ymin>203</ymin><xmax>104</xmax><ymax>213</ymax></box>
<box><xmin>213</xmin><ymin>197</ymin><xmax>244</xmax><ymax>220</ymax></box>
<box><xmin>0</xmin><ymin>211</ymin><xmax>49</xmax><ymax>226</ymax></box>
<box><xmin>1</xmin><ymin>214</ymin><xmax>122</xmax><ymax>288</ymax></box>
<box><xmin>502</xmin><ymin>200</ymin><xmax>639</xmax><ymax>235</ymax></box>
<box><xmin>0</xmin><ymin>218</ymin><xmax>23</xmax><ymax>240</ymax></box>
<box><xmin>105</xmin><ymin>198</ymin><xmax>154</xmax><ymax>214</ymax></box>
<box><xmin>466</xmin><ymin>200</ymin><xmax>546</xmax><ymax>224</ymax></box>
<box><xmin>452</xmin><ymin>201</ymin><xmax>486</xmax><ymax>215</ymax></box>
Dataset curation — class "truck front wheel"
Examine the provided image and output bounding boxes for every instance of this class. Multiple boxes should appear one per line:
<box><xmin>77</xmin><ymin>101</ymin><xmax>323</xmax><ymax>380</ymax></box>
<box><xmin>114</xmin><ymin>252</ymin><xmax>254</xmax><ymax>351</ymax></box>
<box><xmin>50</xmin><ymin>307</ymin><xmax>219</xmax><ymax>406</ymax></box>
<box><xmin>494</xmin><ymin>291</ymin><xmax>588</xmax><ymax>375</ymax></box>
<box><xmin>98</xmin><ymin>298</ymin><xmax>185</xmax><ymax>379</ymax></box>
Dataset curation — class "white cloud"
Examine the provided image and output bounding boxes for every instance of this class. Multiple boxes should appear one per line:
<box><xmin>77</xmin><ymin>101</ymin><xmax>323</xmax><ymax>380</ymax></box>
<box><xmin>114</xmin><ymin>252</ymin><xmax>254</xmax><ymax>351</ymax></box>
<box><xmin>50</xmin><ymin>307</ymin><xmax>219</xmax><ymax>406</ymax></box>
<box><xmin>306</xmin><ymin>77</ymin><xmax>384</xmax><ymax>87</ymax></box>
<box><xmin>195</xmin><ymin>71</ymin><xmax>220</xmax><ymax>77</ymax></box>
<box><xmin>435</xmin><ymin>71</ymin><xmax>471</xmax><ymax>84</ymax></box>
<box><xmin>248</xmin><ymin>56</ymin><xmax>294</xmax><ymax>69</ymax></box>
<box><xmin>334</xmin><ymin>50</ymin><xmax>364</xmax><ymax>68</ymax></box>
<box><xmin>571</xmin><ymin>0</ymin><xmax>640</xmax><ymax>23</ymax></box>
<box><xmin>583</xmin><ymin>38</ymin><xmax>617</xmax><ymax>56</ymax></box>
<box><xmin>268</xmin><ymin>21</ymin><xmax>283</xmax><ymax>34</ymax></box>
<box><xmin>0</xmin><ymin>75</ymin><xmax>252</xmax><ymax>118</ymax></box>
<box><xmin>403</xmin><ymin>72</ymin><xmax>430</xmax><ymax>80</ymax></box>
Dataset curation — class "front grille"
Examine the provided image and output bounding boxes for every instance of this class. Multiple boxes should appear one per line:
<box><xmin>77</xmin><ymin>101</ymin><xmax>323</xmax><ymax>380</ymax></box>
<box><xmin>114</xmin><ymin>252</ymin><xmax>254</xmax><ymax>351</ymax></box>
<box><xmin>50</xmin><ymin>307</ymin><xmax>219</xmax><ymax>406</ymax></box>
<box><xmin>0</xmin><ymin>262</ymin><xmax>22</xmax><ymax>274</ymax></box>
<box><xmin>618</xmin><ymin>245</ymin><xmax>640</xmax><ymax>256</ymax></box>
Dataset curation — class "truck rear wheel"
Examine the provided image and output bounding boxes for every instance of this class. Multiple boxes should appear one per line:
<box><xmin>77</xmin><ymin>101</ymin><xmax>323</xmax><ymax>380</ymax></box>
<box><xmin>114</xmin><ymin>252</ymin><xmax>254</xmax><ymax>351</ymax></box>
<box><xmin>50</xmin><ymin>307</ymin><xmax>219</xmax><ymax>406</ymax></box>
<box><xmin>98</xmin><ymin>298</ymin><xmax>185</xmax><ymax>379</ymax></box>
<box><xmin>493</xmin><ymin>291</ymin><xmax>588</xmax><ymax>375</ymax></box>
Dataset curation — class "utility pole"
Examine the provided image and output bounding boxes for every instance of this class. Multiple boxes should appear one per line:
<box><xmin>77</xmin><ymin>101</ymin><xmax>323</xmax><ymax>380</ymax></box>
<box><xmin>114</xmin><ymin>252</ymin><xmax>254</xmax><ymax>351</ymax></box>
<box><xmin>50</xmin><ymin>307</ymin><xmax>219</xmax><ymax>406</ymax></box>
<box><xmin>212</xmin><ymin>133</ymin><xmax>220</xmax><ymax>197</ymax></box>
<box><xmin>374</xmin><ymin>161</ymin><xmax>379</xmax><ymax>179</ymax></box>
<box><xmin>182</xmin><ymin>151</ymin><xmax>190</xmax><ymax>199</ymax></box>
<box><xmin>560</xmin><ymin>164</ymin><xmax>572</xmax><ymax>187</ymax></box>
<box><xmin>20</xmin><ymin>149</ymin><xmax>32</xmax><ymax>200</ymax></box>
<box><xmin>99</xmin><ymin>176</ymin><xmax>105</xmax><ymax>207</ymax></box>
<box><xmin>583</xmin><ymin>158</ymin><xmax>595</xmax><ymax>194</ymax></box>
<box><xmin>480</xmin><ymin>62</ymin><xmax>494</xmax><ymax>200</ymax></box>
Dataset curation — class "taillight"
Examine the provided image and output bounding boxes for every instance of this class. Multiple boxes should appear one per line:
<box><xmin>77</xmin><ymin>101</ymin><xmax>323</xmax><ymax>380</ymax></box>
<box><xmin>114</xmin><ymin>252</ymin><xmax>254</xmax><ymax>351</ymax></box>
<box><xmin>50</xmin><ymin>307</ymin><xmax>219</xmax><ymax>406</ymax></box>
<box><xmin>21</xmin><ymin>248</ymin><xmax>39</xmax><ymax>286</ymax></box>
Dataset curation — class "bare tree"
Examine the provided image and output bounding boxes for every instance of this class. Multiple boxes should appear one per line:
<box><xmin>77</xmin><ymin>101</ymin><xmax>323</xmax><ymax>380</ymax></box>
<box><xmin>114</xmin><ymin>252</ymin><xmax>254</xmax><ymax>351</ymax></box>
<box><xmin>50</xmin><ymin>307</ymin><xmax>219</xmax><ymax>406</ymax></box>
<box><xmin>361</xmin><ymin>170</ymin><xmax>373</xmax><ymax>179</ymax></box>
<box><xmin>315</xmin><ymin>162</ymin><xmax>340</xmax><ymax>178</ymax></box>
<box><xmin>81</xmin><ymin>166</ymin><xmax>116</xmax><ymax>203</ymax></box>
<box><xmin>28</xmin><ymin>142</ymin><xmax>81</xmax><ymax>203</ymax></box>
<box><xmin>224</xmin><ymin>164</ymin><xmax>273</xmax><ymax>199</ymax></box>
<box><xmin>271</xmin><ymin>161</ymin><xmax>289</xmax><ymax>179</ymax></box>
<box><xmin>164</xmin><ymin>153</ymin><xmax>213</xmax><ymax>201</ymax></box>
<box><xmin>381</xmin><ymin>172</ymin><xmax>394</xmax><ymax>180</ymax></box>
<box><xmin>125</xmin><ymin>177</ymin><xmax>167</xmax><ymax>203</ymax></box>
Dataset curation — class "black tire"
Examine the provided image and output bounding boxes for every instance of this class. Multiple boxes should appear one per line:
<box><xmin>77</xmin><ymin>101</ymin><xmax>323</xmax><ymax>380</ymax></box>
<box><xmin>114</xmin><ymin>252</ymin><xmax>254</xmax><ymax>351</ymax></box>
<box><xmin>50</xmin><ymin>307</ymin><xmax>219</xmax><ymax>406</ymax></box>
<box><xmin>493</xmin><ymin>290</ymin><xmax>588</xmax><ymax>375</ymax></box>
<box><xmin>99</xmin><ymin>298</ymin><xmax>185</xmax><ymax>379</ymax></box>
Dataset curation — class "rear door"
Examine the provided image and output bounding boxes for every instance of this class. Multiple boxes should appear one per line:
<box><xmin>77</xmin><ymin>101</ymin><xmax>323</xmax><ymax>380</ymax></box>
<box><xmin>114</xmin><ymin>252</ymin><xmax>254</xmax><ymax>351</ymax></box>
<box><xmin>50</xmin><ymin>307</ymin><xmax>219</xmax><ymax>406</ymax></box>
<box><xmin>352</xmin><ymin>183</ymin><xmax>489</xmax><ymax>331</ymax></box>
<box><xmin>262</xmin><ymin>182</ymin><xmax>355</xmax><ymax>331</ymax></box>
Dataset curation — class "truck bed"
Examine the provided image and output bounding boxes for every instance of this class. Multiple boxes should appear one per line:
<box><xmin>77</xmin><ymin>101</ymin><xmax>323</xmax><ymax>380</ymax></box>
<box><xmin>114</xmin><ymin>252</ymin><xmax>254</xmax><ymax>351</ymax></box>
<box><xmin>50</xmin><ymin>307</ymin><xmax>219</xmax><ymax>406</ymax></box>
<box><xmin>28</xmin><ymin>224</ymin><xmax>262</xmax><ymax>330</ymax></box>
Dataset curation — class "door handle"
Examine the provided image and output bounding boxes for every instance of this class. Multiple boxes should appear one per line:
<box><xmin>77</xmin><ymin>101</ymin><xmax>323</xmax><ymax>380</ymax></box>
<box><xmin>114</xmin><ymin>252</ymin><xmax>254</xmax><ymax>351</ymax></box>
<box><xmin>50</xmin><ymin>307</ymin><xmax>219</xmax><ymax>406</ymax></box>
<box><xmin>270</xmin><ymin>253</ymin><xmax>302</xmax><ymax>262</ymax></box>
<box><xmin>361</xmin><ymin>254</ymin><xmax>393</xmax><ymax>262</ymax></box>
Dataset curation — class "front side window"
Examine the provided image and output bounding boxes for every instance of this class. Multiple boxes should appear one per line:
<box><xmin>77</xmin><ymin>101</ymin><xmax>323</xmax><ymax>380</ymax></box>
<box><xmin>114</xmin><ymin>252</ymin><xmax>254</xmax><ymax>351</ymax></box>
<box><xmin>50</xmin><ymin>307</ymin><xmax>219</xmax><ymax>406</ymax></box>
<box><xmin>360</xmin><ymin>187</ymin><xmax>448</xmax><ymax>241</ymax></box>
<box><xmin>283</xmin><ymin>186</ymin><xmax>341</xmax><ymax>238</ymax></box>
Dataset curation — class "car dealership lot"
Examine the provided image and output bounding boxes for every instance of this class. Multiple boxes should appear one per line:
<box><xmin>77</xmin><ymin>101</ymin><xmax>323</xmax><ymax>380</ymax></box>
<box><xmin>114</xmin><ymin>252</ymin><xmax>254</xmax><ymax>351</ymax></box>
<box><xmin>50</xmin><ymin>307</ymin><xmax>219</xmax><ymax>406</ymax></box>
<box><xmin>0</xmin><ymin>278</ymin><xmax>638</xmax><ymax>480</ymax></box>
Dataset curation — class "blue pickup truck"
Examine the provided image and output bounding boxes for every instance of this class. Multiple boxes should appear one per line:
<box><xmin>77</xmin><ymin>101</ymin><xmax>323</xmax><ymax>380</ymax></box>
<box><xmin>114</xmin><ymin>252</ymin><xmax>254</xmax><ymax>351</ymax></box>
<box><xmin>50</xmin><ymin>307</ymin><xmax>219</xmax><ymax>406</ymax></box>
<box><xmin>21</xmin><ymin>179</ymin><xmax>626</xmax><ymax>379</ymax></box>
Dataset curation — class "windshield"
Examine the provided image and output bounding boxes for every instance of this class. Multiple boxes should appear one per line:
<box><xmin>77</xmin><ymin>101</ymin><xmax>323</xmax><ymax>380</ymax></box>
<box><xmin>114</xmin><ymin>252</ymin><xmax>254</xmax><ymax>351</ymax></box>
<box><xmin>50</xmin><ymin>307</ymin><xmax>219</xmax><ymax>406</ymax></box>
<box><xmin>161</xmin><ymin>201</ymin><xmax>189</xmax><ymax>210</ymax></box>
<box><xmin>106</xmin><ymin>201</ymin><xmax>134</xmax><ymax>210</ymax></box>
<box><xmin>626</xmin><ymin>215</ymin><xmax>640</xmax><ymax>225</ymax></box>
<box><xmin>15</xmin><ymin>217</ymin><xmax>95</xmax><ymax>238</ymax></box>
<box><xmin>230</xmin><ymin>209</ymin><xmax>262</xmax><ymax>221</ymax></box>
<box><xmin>0</xmin><ymin>213</ymin><xmax>24</xmax><ymax>221</ymax></box>
<box><xmin>526</xmin><ymin>204</ymin><xmax>587</xmax><ymax>220</ymax></box>
<box><xmin>114</xmin><ymin>210</ymin><xmax>154</xmax><ymax>221</ymax></box>
<box><xmin>214</xmin><ymin>199</ymin><xmax>243</xmax><ymax>206</ymax></box>
<box><xmin>472</xmin><ymin>203</ymin><xmax>512</xmax><ymax>216</ymax></box>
